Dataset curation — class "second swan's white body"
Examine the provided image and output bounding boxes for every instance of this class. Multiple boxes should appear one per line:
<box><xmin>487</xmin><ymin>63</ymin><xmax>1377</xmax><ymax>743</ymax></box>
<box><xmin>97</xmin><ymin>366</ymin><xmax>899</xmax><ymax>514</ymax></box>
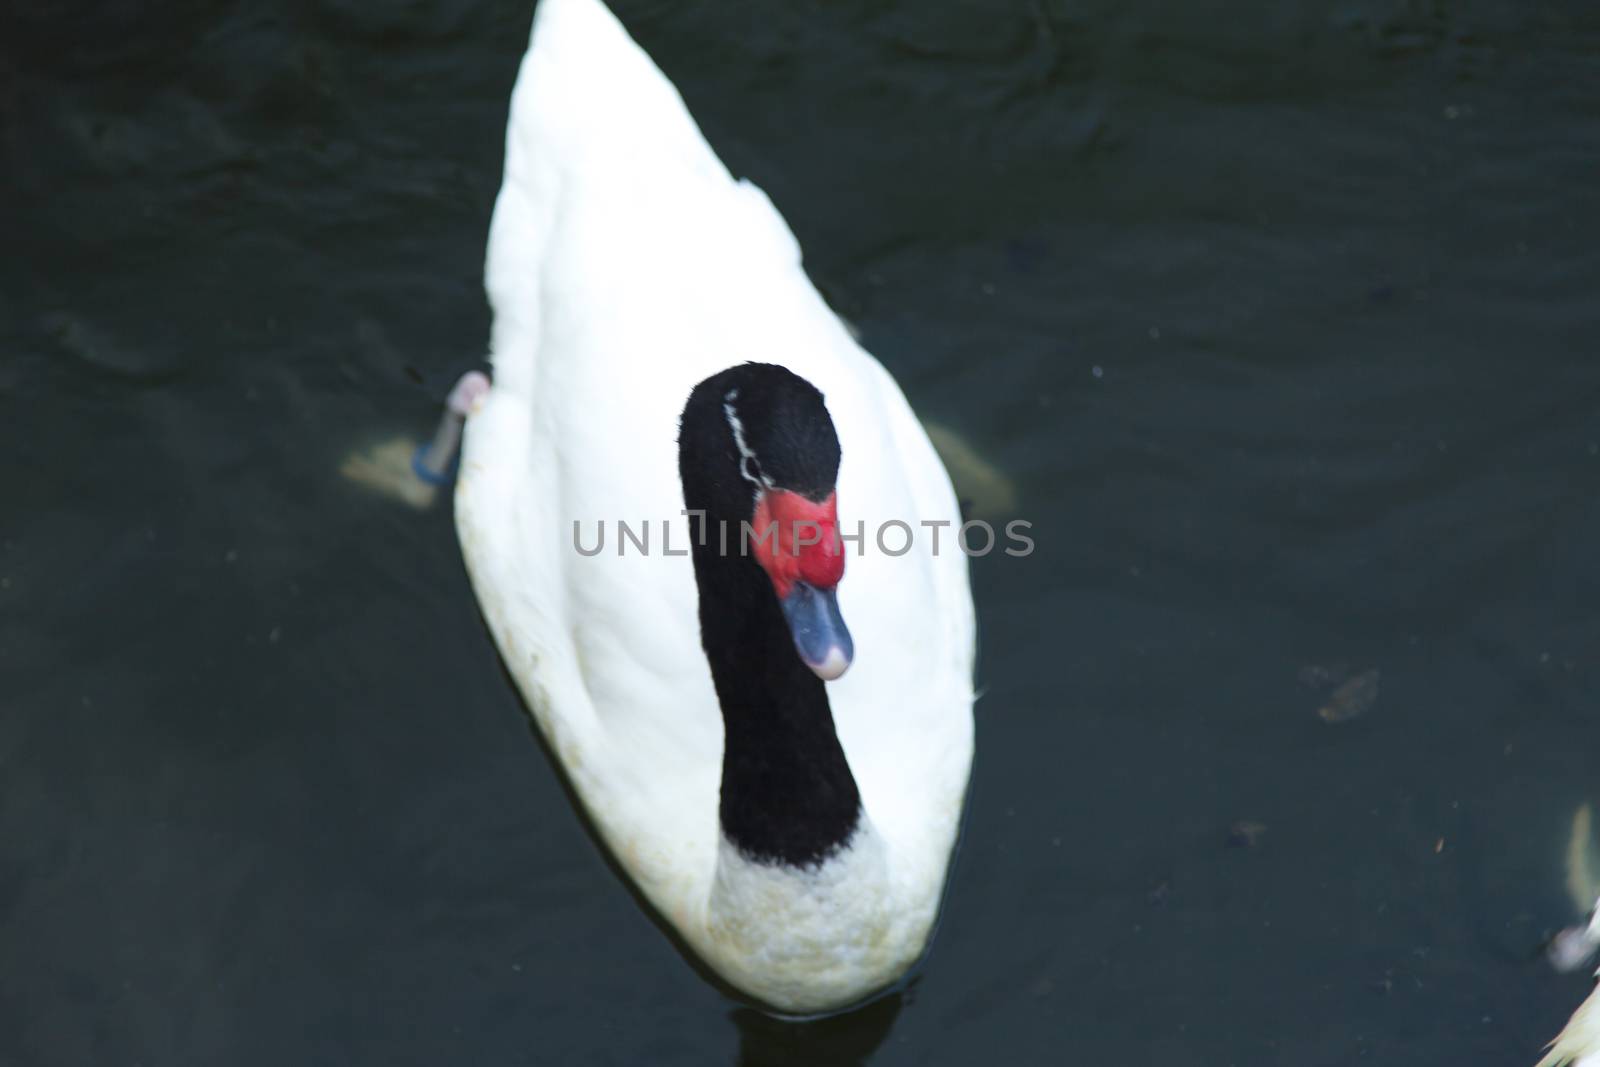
<box><xmin>455</xmin><ymin>0</ymin><xmax>975</xmax><ymax>1013</ymax></box>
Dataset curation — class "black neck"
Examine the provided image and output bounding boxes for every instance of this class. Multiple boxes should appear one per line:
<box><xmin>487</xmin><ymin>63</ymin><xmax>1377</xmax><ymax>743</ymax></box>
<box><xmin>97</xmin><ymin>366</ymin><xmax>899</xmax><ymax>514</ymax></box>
<box><xmin>677</xmin><ymin>363</ymin><xmax>860</xmax><ymax>868</ymax></box>
<box><xmin>689</xmin><ymin>531</ymin><xmax>861</xmax><ymax>868</ymax></box>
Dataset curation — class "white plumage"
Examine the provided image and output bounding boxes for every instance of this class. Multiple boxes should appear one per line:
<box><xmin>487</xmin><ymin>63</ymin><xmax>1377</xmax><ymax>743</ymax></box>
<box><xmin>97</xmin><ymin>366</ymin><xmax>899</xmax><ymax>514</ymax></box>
<box><xmin>454</xmin><ymin>0</ymin><xmax>975</xmax><ymax>1014</ymax></box>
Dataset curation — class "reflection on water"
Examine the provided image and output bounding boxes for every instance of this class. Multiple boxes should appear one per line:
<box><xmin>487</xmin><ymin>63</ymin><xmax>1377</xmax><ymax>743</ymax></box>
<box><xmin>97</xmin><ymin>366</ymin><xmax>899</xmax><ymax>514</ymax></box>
<box><xmin>733</xmin><ymin>995</ymin><xmax>903</xmax><ymax>1067</ymax></box>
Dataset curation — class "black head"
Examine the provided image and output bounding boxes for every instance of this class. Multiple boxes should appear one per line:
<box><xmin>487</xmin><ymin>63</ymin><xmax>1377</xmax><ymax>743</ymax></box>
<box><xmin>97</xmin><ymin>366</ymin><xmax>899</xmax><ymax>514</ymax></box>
<box><xmin>679</xmin><ymin>362</ymin><xmax>852</xmax><ymax>681</ymax></box>
<box><xmin>679</xmin><ymin>362</ymin><xmax>841</xmax><ymax>521</ymax></box>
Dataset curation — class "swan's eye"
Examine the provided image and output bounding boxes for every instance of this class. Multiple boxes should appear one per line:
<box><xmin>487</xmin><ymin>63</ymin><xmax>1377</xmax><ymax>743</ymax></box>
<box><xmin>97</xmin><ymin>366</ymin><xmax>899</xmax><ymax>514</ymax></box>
<box><xmin>742</xmin><ymin>455</ymin><xmax>763</xmax><ymax>484</ymax></box>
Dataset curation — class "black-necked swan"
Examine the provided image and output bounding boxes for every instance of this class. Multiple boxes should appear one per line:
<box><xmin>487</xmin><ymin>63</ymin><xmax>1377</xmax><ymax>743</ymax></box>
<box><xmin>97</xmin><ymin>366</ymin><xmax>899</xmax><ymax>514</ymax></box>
<box><xmin>452</xmin><ymin>0</ymin><xmax>975</xmax><ymax>1015</ymax></box>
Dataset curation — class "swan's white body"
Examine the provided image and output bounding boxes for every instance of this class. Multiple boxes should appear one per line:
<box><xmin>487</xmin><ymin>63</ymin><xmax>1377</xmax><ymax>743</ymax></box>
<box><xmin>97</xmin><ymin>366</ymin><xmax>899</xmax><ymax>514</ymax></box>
<box><xmin>454</xmin><ymin>0</ymin><xmax>975</xmax><ymax>1014</ymax></box>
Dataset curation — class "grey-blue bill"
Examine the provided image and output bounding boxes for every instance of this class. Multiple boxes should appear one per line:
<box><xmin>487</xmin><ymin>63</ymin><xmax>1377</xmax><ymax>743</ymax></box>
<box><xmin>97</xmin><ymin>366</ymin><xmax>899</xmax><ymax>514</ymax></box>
<box><xmin>779</xmin><ymin>581</ymin><xmax>853</xmax><ymax>681</ymax></box>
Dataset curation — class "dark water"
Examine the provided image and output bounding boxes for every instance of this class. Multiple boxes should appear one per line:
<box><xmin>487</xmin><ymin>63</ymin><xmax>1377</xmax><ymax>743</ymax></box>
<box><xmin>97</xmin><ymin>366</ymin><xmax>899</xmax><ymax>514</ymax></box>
<box><xmin>5</xmin><ymin>1</ymin><xmax>1600</xmax><ymax>1063</ymax></box>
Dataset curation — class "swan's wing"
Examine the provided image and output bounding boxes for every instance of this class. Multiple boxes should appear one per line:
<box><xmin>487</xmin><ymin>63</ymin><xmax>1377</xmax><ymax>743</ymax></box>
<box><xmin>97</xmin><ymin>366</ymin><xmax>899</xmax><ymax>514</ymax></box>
<box><xmin>827</xmin><ymin>356</ymin><xmax>976</xmax><ymax>888</ymax></box>
<box><xmin>461</xmin><ymin>0</ymin><xmax>750</xmax><ymax>927</ymax></box>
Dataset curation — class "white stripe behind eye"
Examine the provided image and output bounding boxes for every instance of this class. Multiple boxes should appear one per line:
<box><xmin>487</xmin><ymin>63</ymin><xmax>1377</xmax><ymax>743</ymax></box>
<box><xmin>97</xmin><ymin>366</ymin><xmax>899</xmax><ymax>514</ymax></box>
<box><xmin>723</xmin><ymin>388</ymin><xmax>773</xmax><ymax>491</ymax></box>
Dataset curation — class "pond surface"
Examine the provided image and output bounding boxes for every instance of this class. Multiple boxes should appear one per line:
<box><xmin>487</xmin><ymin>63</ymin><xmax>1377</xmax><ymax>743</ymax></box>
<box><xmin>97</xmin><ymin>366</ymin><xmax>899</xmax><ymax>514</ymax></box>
<box><xmin>4</xmin><ymin>1</ymin><xmax>1600</xmax><ymax>1063</ymax></box>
